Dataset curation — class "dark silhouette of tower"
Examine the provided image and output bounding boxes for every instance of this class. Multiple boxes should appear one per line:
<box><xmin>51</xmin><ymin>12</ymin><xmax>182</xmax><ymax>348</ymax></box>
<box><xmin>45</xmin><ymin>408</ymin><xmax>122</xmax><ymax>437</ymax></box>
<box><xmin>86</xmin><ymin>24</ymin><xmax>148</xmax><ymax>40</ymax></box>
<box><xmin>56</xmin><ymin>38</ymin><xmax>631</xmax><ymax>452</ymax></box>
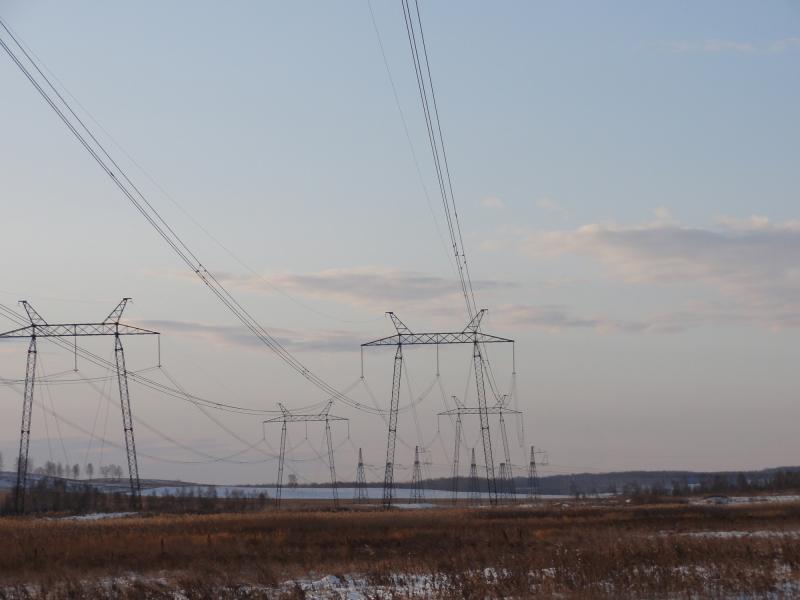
<box><xmin>355</xmin><ymin>447</ymin><xmax>368</xmax><ymax>503</ymax></box>
<box><xmin>528</xmin><ymin>445</ymin><xmax>539</xmax><ymax>501</ymax></box>
<box><xmin>469</xmin><ymin>447</ymin><xmax>479</xmax><ymax>505</ymax></box>
<box><xmin>411</xmin><ymin>446</ymin><xmax>424</xmax><ymax>503</ymax></box>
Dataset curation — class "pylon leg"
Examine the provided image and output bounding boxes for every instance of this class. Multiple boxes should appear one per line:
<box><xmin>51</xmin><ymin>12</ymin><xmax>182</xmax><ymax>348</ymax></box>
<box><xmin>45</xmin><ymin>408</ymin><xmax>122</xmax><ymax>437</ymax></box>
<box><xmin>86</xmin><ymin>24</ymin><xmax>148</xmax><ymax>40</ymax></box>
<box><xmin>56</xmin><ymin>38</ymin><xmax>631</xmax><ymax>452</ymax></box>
<box><xmin>451</xmin><ymin>414</ymin><xmax>462</xmax><ymax>504</ymax></box>
<box><xmin>276</xmin><ymin>420</ymin><xmax>287</xmax><ymax>508</ymax></box>
<box><xmin>14</xmin><ymin>336</ymin><xmax>37</xmax><ymax>514</ymax></box>
<box><xmin>499</xmin><ymin>411</ymin><xmax>516</xmax><ymax>502</ymax></box>
<box><xmin>114</xmin><ymin>335</ymin><xmax>141</xmax><ymax>509</ymax></box>
<box><xmin>326</xmin><ymin>417</ymin><xmax>339</xmax><ymax>508</ymax></box>
<box><xmin>473</xmin><ymin>342</ymin><xmax>497</xmax><ymax>504</ymax></box>
<box><xmin>355</xmin><ymin>448</ymin><xmax>367</xmax><ymax>503</ymax></box>
<box><xmin>382</xmin><ymin>345</ymin><xmax>403</xmax><ymax>509</ymax></box>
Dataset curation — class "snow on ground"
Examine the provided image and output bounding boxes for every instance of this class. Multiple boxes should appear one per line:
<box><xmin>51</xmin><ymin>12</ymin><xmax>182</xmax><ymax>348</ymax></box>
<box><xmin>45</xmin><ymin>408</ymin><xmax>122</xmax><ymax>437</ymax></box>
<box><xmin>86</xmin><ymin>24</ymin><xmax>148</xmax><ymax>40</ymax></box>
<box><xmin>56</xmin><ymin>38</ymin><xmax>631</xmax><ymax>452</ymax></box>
<box><xmin>690</xmin><ymin>495</ymin><xmax>800</xmax><ymax>505</ymax></box>
<box><xmin>51</xmin><ymin>512</ymin><xmax>138</xmax><ymax>522</ymax></box>
<box><xmin>680</xmin><ymin>529</ymin><xmax>800</xmax><ymax>539</ymax></box>
<box><xmin>6</xmin><ymin>568</ymin><xmax>800</xmax><ymax>599</ymax></box>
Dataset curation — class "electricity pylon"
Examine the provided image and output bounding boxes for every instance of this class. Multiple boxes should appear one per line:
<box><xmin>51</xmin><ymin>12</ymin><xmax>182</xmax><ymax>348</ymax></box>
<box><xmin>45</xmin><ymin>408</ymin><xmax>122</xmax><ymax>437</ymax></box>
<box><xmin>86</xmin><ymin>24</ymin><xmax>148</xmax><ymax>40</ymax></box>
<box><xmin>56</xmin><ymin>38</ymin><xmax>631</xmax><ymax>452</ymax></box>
<box><xmin>438</xmin><ymin>395</ymin><xmax>520</xmax><ymax>504</ymax></box>
<box><xmin>498</xmin><ymin>463</ymin><xmax>511</xmax><ymax>501</ymax></box>
<box><xmin>362</xmin><ymin>310</ymin><xmax>514</xmax><ymax>508</ymax></box>
<box><xmin>264</xmin><ymin>400</ymin><xmax>348</xmax><ymax>509</ymax></box>
<box><xmin>411</xmin><ymin>445</ymin><xmax>424</xmax><ymax>503</ymax></box>
<box><xmin>450</xmin><ymin>400</ymin><xmax>462</xmax><ymax>505</ymax></box>
<box><xmin>528</xmin><ymin>446</ymin><xmax>548</xmax><ymax>501</ymax></box>
<box><xmin>355</xmin><ymin>447</ymin><xmax>368</xmax><ymax>503</ymax></box>
<box><xmin>469</xmin><ymin>447</ymin><xmax>479</xmax><ymax>505</ymax></box>
<box><xmin>0</xmin><ymin>299</ymin><xmax>159</xmax><ymax>513</ymax></box>
<box><xmin>498</xmin><ymin>397</ymin><xmax>516</xmax><ymax>502</ymax></box>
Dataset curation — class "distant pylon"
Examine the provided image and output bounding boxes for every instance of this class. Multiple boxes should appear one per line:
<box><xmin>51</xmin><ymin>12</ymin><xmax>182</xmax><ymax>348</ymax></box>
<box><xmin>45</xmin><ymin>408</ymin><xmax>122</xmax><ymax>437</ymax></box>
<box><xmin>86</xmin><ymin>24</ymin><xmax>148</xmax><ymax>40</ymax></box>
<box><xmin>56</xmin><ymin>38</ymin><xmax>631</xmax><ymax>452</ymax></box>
<box><xmin>451</xmin><ymin>408</ymin><xmax>462</xmax><ymax>505</ymax></box>
<box><xmin>411</xmin><ymin>446</ymin><xmax>424</xmax><ymax>503</ymax></box>
<box><xmin>528</xmin><ymin>445</ymin><xmax>539</xmax><ymax>501</ymax></box>
<box><xmin>355</xmin><ymin>447</ymin><xmax>368</xmax><ymax>503</ymax></box>
<box><xmin>499</xmin><ymin>462</ymin><xmax>511</xmax><ymax>502</ymax></box>
<box><xmin>498</xmin><ymin>407</ymin><xmax>516</xmax><ymax>502</ymax></box>
<box><xmin>469</xmin><ymin>447</ymin><xmax>479</xmax><ymax>505</ymax></box>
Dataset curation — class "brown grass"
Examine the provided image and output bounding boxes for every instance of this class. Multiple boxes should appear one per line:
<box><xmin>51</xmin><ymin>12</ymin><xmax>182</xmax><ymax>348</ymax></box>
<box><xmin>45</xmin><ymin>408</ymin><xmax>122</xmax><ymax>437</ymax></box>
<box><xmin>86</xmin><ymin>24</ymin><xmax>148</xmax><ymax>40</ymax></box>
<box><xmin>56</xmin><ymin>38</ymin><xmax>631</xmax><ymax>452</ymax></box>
<box><xmin>2</xmin><ymin>501</ymin><xmax>800</xmax><ymax>598</ymax></box>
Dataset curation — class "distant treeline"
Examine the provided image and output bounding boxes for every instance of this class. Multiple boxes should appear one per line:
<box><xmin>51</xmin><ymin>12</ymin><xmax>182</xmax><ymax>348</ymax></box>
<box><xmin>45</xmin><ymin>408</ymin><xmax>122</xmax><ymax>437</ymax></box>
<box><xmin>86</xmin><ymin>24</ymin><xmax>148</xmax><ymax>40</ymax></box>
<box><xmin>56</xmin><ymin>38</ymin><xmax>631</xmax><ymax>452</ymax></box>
<box><xmin>317</xmin><ymin>466</ymin><xmax>800</xmax><ymax>496</ymax></box>
<box><xmin>0</xmin><ymin>479</ymin><xmax>271</xmax><ymax>515</ymax></box>
<box><xmin>527</xmin><ymin>466</ymin><xmax>800</xmax><ymax>497</ymax></box>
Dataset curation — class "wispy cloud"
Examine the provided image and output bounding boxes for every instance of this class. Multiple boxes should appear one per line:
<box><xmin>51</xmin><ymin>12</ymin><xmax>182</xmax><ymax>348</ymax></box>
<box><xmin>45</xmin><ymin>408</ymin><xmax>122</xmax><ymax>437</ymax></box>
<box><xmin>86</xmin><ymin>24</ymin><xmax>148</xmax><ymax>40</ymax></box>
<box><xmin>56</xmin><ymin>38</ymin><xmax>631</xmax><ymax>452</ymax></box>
<box><xmin>494</xmin><ymin>301</ymin><xmax>784</xmax><ymax>334</ymax></box>
<box><xmin>665</xmin><ymin>39</ymin><xmax>755</xmax><ymax>53</ymax></box>
<box><xmin>769</xmin><ymin>37</ymin><xmax>800</xmax><ymax>53</ymax></box>
<box><xmin>495</xmin><ymin>303</ymin><xmax>651</xmax><ymax>333</ymax></box>
<box><xmin>135</xmin><ymin>319</ymin><xmax>362</xmax><ymax>353</ymax></box>
<box><xmin>536</xmin><ymin>197</ymin><xmax>569</xmax><ymax>218</ymax></box>
<box><xmin>499</xmin><ymin>214</ymin><xmax>800</xmax><ymax>331</ymax></box>
<box><xmin>480</xmin><ymin>196</ymin><xmax>505</xmax><ymax>209</ymax></box>
<box><xmin>209</xmin><ymin>267</ymin><xmax>514</xmax><ymax>312</ymax></box>
<box><xmin>663</xmin><ymin>37</ymin><xmax>800</xmax><ymax>54</ymax></box>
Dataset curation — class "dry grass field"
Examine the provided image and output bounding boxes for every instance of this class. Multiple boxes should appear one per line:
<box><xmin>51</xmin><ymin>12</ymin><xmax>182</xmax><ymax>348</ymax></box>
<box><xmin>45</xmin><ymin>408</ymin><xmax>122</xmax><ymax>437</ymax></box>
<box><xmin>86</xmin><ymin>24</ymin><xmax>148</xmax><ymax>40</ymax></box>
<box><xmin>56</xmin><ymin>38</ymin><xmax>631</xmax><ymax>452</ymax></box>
<box><xmin>2</xmin><ymin>500</ymin><xmax>800</xmax><ymax>598</ymax></box>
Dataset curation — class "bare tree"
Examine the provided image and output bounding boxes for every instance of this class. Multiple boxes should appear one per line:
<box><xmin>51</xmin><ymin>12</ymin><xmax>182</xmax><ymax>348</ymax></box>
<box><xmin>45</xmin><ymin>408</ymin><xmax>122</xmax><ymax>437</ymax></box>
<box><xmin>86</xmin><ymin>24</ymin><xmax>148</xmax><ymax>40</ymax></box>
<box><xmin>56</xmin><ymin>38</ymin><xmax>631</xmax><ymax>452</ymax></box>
<box><xmin>72</xmin><ymin>463</ymin><xmax>80</xmax><ymax>480</ymax></box>
<box><xmin>86</xmin><ymin>463</ymin><xmax>94</xmax><ymax>480</ymax></box>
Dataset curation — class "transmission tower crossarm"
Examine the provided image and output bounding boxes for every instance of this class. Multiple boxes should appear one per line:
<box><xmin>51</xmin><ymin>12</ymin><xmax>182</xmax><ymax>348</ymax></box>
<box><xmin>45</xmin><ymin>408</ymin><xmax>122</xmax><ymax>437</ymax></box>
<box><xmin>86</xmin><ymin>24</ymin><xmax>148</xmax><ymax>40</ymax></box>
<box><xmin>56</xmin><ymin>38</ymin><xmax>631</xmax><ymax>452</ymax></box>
<box><xmin>0</xmin><ymin>299</ymin><xmax>159</xmax><ymax>339</ymax></box>
<box><xmin>362</xmin><ymin>311</ymin><xmax>512</xmax><ymax>347</ymax></box>
<box><xmin>438</xmin><ymin>406</ymin><xmax>521</xmax><ymax>416</ymax></box>
<box><xmin>264</xmin><ymin>414</ymin><xmax>347</xmax><ymax>424</ymax></box>
<box><xmin>362</xmin><ymin>331</ymin><xmax>512</xmax><ymax>347</ymax></box>
<box><xmin>0</xmin><ymin>323</ymin><xmax>159</xmax><ymax>338</ymax></box>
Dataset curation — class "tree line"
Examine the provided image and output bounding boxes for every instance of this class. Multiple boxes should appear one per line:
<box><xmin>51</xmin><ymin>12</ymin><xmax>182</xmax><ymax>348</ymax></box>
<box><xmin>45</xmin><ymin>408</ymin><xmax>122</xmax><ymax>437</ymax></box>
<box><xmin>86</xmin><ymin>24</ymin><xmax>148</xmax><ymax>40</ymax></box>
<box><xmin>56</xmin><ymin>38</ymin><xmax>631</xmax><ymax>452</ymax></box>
<box><xmin>0</xmin><ymin>452</ymin><xmax>124</xmax><ymax>481</ymax></box>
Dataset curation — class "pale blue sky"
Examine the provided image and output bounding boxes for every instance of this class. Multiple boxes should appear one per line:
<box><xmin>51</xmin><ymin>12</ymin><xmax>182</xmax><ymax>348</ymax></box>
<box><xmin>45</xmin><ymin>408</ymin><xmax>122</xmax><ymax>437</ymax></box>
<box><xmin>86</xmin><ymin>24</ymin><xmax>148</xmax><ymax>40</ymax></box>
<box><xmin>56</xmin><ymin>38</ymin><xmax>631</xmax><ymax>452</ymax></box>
<box><xmin>0</xmin><ymin>1</ymin><xmax>798</xmax><ymax>483</ymax></box>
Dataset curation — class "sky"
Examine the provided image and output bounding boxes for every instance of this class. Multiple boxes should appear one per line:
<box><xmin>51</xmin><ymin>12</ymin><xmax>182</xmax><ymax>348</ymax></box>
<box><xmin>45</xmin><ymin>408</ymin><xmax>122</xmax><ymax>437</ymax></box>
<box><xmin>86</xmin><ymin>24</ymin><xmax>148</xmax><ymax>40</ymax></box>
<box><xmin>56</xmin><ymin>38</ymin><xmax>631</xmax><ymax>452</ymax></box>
<box><xmin>0</xmin><ymin>1</ymin><xmax>799</xmax><ymax>485</ymax></box>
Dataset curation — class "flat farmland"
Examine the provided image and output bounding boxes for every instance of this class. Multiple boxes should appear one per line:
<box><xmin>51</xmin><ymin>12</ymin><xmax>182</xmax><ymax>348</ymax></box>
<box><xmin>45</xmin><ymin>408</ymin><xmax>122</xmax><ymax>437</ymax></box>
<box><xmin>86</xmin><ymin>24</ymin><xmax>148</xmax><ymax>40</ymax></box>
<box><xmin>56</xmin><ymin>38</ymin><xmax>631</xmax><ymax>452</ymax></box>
<box><xmin>2</xmin><ymin>500</ymin><xmax>800</xmax><ymax>598</ymax></box>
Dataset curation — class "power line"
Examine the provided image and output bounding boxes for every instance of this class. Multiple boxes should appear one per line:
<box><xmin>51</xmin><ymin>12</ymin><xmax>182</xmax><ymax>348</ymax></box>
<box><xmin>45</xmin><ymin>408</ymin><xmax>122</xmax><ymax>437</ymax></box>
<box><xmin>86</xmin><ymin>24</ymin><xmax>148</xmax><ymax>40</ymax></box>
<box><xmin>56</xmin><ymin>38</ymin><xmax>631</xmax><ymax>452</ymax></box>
<box><xmin>0</xmin><ymin>18</ymin><xmax>376</xmax><ymax>415</ymax></box>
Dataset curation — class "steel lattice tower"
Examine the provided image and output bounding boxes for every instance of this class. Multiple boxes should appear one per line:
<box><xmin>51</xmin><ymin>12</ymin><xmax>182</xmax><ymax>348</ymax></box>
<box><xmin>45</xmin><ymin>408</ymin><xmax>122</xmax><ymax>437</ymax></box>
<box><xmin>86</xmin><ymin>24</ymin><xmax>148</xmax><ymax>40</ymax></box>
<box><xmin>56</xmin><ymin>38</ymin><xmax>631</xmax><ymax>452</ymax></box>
<box><xmin>528</xmin><ymin>446</ymin><xmax>547</xmax><ymax>501</ymax></box>
<box><xmin>362</xmin><ymin>310</ymin><xmax>514</xmax><ymax>508</ymax></box>
<box><xmin>498</xmin><ymin>404</ymin><xmax>516</xmax><ymax>502</ymax></box>
<box><xmin>410</xmin><ymin>445</ymin><xmax>424</xmax><ymax>503</ymax></box>
<box><xmin>469</xmin><ymin>447</ymin><xmax>480</xmax><ymax>505</ymax></box>
<box><xmin>0</xmin><ymin>299</ymin><xmax>159</xmax><ymax>513</ymax></box>
<box><xmin>355</xmin><ymin>447</ymin><xmax>368</xmax><ymax>503</ymax></box>
<box><xmin>450</xmin><ymin>404</ymin><xmax>462</xmax><ymax>505</ymax></box>
<box><xmin>439</xmin><ymin>395</ymin><xmax>520</xmax><ymax>506</ymax></box>
<box><xmin>498</xmin><ymin>463</ymin><xmax>510</xmax><ymax>501</ymax></box>
<box><xmin>264</xmin><ymin>400</ymin><xmax>347</xmax><ymax>509</ymax></box>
